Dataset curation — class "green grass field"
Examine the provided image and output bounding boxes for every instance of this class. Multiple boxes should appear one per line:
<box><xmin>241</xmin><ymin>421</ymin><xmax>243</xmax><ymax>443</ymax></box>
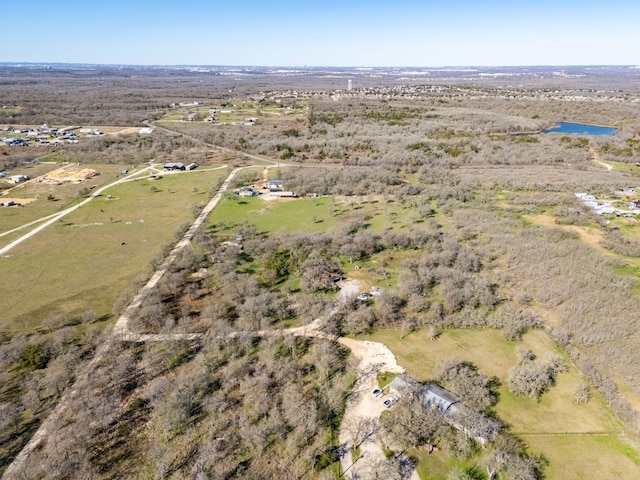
<box><xmin>208</xmin><ymin>195</ymin><xmax>341</xmax><ymax>236</ymax></box>
<box><xmin>412</xmin><ymin>449</ymin><xmax>478</xmax><ymax>480</ymax></box>
<box><xmin>607</xmin><ymin>160</ymin><xmax>640</xmax><ymax>174</ymax></box>
<box><xmin>206</xmin><ymin>193</ymin><xmax>428</xmax><ymax>239</ymax></box>
<box><xmin>363</xmin><ymin>328</ymin><xmax>640</xmax><ymax>479</ymax></box>
<box><xmin>0</xmin><ymin>163</ymin><xmax>144</xmax><ymax>235</ymax></box>
<box><xmin>0</xmin><ymin>167</ymin><xmax>227</xmax><ymax>333</ymax></box>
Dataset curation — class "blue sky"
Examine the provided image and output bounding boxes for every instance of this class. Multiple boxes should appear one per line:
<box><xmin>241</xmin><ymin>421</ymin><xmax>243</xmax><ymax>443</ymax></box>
<box><xmin>1</xmin><ymin>0</ymin><xmax>638</xmax><ymax>66</ymax></box>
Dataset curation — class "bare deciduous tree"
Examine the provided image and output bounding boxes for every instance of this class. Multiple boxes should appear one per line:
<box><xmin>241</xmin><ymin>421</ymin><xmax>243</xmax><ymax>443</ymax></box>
<box><xmin>381</xmin><ymin>386</ymin><xmax>446</xmax><ymax>452</ymax></box>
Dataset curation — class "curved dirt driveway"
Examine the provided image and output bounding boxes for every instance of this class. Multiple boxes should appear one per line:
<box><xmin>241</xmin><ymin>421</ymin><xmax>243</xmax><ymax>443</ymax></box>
<box><xmin>3</xmin><ymin>164</ymin><xmax>418</xmax><ymax>479</ymax></box>
<box><xmin>337</xmin><ymin>337</ymin><xmax>419</xmax><ymax>480</ymax></box>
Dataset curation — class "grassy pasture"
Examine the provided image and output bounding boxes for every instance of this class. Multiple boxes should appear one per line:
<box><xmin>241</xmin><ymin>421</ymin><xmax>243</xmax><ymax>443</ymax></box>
<box><xmin>412</xmin><ymin>450</ymin><xmax>477</xmax><ymax>480</ymax></box>
<box><xmin>208</xmin><ymin>195</ymin><xmax>339</xmax><ymax>236</ymax></box>
<box><xmin>206</xmin><ymin>194</ymin><xmax>417</xmax><ymax>237</ymax></box>
<box><xmin>362</xmin><ymin>328</ymin><xmax>639</xmax><ymax>479</ymax></box>
<box><xmin>608</xmin><ymin>160</ymin><xmax>640</xmax><ymax>174</ymax></box>
<box><xmin>524</xmin><ymin>434</ymin><xmax>640</xmax><ymax>479</ymax></box>
<box><xmin>0</xmin><ymin>168</ymin><xmax>227</xmax><ymax>333</ymax></box>
<box><xmin>0</xmin><ymin>161</ymin><xmax>61</xmax><ymax>182</ymax></box>
<box><xmin>0</xmin><ymin>163</ymin><xmax>142</xmax><ymax>235</ymax></box>
<box><xmin>159</xmin><ymin>100</ymin><xmax>307</xmax><ymax>125</ymax></box>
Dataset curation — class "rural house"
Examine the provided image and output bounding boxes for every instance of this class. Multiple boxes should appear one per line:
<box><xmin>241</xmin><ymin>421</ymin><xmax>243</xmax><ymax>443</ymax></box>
<box><xmin>387</xmin><ymin>375</ymin><xmax>500</xmax><ymax>446</ymax></box>
<box><xmin>266</xmin><ymin>179</ymin><xmax>284</xmax><ymax>190</ymax></box>
<box><xmin>424</xmin><ymin>383</ymin><xmax>461</xmax><ymax>414</ymax></box>
<box><xmin>164</xmin><ymin>162</ymin><xmax>185</xmax><ymax>171</ymax></box>
<box><xmin>8</xmin><ymin>174</ymin><xmax>28</xmax><ymax>184</ymax></box>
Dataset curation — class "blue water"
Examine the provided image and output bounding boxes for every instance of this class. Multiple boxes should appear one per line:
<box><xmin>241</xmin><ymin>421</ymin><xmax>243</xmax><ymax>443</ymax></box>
<box><xmin>543</xmin><ymin>122</ymin><xmax>617</xmax><ymax>136</ymax></box>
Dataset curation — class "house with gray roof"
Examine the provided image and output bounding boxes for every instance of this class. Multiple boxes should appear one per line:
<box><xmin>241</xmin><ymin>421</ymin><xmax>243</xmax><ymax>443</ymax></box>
<box><xmin>424</xmin><ymin>383</ymin><xmax>460</xmax><ymax>414</ymax></box>
<box><xmin>386</xmin><ymin>375</ymin><xmax>499</xmax><ymax>445</ymax></box>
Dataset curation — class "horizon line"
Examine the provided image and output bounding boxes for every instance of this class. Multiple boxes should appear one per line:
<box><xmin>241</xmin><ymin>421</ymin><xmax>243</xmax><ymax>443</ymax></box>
<box><xmin>1</xmin><ymin>62</ymin><xmax>638</xmax><ymax>69</ymax></box>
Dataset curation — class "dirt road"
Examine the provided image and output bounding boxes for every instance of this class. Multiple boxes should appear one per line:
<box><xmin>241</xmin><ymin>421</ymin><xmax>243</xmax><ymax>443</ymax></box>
<box><xmin>2</xmin><ymin>166</ymin><xmax>240</xmax><ymax>479</ymax></box>
<box><xmin>337</xmin><ymin>337</ymin><xmax>418</xmax><ymax>479</ymax></box>
<box><xmin>0</xmin><ymin>165</ymin><xmax>155</xmax><ymax>255</ymax></box>
<box><xmin>3</xmin><ymin>162</ymin><xmax>419</xmax><ymax>479</ymax></box>
<box><xmin>590</xmin><ymin>146</ymin><xmax>613</xmax><ymax>171</ymax></box>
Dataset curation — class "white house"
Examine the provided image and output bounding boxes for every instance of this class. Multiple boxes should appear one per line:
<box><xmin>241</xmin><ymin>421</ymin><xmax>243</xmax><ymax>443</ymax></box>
<box><xmin>8</xmin><ymin>174</ymin><xmax>28</xmax><ymax>184</ymax></box>
<box><xmin>266</xmin><ymin>179</ymin><xmax>284</xmax><ymax>190</ymax></box>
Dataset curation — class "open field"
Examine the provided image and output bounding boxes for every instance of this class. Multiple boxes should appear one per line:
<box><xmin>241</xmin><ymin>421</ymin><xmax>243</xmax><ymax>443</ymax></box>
<box><xmin>0</xmin><ymin>167</ymin><xmax>227</xmax><ymax>333</ymax></box>
<box><xmin>412</xmin><ymin>434</ymin><xmax>640</xmax><ymax>480</ymax></box>
<box><xmin>207</xmin><ymin>193</ymin><xmax>418</xmax><ymax>237</ymax></box>
<box><xmin>1</xmin><ymin>163</ymin><xmax>140</xmax><ymax>235</ymax></box>
<box><xmin>209</xmin><ymin>194</ymin><xmax>338</xmax><ymax>235</ymax></box>
<box><xmin>158</xmin><ymin>99</ymin><xmax>308</xmax><ymax>125</ymax></box>
<box><xmin>0</xmin><ymin>161</ymin><xmax>61</xmax><ymax>184</ymax></box>
<box><xmin>363</xmin><ymin>328</ymin><xmax>639</xmax><ymax>479</ymax></box>
<box><xmin>524</xmin><ymin>435</ymin><xmax>640</xmax><ymax>479</ymax></box>
<box><xmin>3</xmin><ymin>65</ymin><xmax>640</xmax><ymax>479</ymax></box>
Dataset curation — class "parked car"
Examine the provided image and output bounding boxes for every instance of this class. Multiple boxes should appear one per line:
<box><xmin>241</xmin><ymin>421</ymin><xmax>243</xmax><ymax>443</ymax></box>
<box><xmin>383</xmin><ymin>396</ymin><xmax>398</xmax><ymax>408</ymax></box>
<box><xmin>372</xmin><ymin>388</ymin><xmax>382</xmax><ymax>397</ymax></box>
<box><xmin>357</xmin><ymin>292</ymin><xmax>372</xmax><ymax>301</ymax></box>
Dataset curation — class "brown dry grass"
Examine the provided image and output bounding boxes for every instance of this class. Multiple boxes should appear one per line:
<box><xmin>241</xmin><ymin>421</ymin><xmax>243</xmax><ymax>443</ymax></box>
<box><xmin>524</xmin><ymin>213</ymin><xmax>606</xmax><ymax>252</ymax></box>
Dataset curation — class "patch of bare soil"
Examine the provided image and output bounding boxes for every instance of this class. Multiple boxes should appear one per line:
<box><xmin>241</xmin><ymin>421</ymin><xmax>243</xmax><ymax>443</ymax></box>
<box><xmin>337</xmin><ymin>278</ymin><xmax>361</xmax><ymax>301</ymax></box>
<box><xmin>525</xmin><ymin>214</ymin><xmax>606</xmax><ymax>253</ymax></box>
<box><xmin>112</xmin><ymin>127</ymin><xmax>143</xmax><ymax>135</ymax></box>
<box><xmin>338</xmin><ymin>336</ymin><xmax>416</xmax><ymax>479</ymax></box>
<box><xmin>334</xmin><ymin>280</ymin><xmax>416</xmax><ymax>478</ymax></box>
<box><xmin>0</xmin><ymin>197</ymin><xmax>37</xmax><ymax>205</ymax></box>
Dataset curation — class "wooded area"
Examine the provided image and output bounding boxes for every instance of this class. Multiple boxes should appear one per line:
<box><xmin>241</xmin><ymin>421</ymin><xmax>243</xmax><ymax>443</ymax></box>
<box><xmin>2</xmin><ymin>65</ymin><xmax>640</xmax><ymax>479</ymax></box>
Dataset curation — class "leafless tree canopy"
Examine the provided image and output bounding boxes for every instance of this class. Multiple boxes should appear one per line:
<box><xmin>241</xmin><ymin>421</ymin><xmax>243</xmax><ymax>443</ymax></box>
<box><xmin>3</xmin><ymin>65</ymin><xmax>640</xmax><ymax>478</ymax></box>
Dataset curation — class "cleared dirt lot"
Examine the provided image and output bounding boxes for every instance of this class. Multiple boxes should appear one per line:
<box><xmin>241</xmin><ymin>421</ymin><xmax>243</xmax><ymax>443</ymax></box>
<box><xmin>0</xmin><ymin>197</ymin><xmax>36</xmax><ymax>205</ymax></box>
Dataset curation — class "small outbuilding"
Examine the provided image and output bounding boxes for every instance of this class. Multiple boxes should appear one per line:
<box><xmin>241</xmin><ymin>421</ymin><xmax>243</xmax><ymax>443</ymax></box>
<box><xmin>270</xmin><ymin>191</ymin><xmax>297</xmax><ymax>198</ymax></box>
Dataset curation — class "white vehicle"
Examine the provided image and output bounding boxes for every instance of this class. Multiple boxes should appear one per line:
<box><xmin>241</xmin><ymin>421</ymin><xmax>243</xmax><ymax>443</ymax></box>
<box><xmin>383</xmin><ymin>396</ymin><xmax>398</xmax><ymax>408</ymax></box>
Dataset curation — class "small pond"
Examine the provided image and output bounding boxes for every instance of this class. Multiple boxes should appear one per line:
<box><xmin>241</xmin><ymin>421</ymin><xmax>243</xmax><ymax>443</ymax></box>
<box><xmin>542</xmin><ymin>122</ymin><xmax>618</xmax><ymax>136</ymax></box>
